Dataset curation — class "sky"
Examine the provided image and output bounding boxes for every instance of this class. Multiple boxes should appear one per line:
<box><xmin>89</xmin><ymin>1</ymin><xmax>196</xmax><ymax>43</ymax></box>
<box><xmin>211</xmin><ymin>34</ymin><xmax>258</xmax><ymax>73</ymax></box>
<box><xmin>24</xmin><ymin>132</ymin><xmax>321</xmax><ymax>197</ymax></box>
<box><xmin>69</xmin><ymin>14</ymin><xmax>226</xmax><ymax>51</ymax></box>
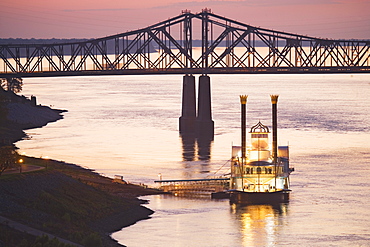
<box><xmin>1</xmin><ymin>0</ymin><xmax>369</xmax><ymax>40</ymax></box>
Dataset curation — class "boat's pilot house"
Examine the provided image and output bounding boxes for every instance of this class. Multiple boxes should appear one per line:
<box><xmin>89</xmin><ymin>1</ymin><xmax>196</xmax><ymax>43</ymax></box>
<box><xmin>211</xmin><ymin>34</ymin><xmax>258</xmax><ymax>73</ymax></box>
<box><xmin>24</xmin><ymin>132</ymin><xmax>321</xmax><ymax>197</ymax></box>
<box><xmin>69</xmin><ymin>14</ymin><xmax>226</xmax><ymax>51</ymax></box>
<box><xmin>249</xmin><ymin>121</ymin><xmax>271</xmax><ymax>162</ymax></box>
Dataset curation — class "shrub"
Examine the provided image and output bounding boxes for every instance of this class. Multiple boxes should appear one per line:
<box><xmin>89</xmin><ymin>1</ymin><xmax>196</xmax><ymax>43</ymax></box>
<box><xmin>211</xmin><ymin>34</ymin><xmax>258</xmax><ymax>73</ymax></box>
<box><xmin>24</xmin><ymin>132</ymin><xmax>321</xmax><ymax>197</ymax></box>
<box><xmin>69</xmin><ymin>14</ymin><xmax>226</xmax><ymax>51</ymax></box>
<box><xmin>82</xmin><ymin>233</ymin><xmax>102</xmax><ymax>247</ymax></box>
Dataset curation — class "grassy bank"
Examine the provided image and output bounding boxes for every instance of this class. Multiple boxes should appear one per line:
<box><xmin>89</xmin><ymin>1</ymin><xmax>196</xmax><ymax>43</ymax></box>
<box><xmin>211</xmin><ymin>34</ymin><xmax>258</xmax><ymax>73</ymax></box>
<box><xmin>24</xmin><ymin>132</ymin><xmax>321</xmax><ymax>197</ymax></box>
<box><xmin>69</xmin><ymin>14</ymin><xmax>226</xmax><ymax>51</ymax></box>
<box><xmin>0</xmin><ymin>156</ymin><xmax>164</xmax><ymax>246</ymax></box>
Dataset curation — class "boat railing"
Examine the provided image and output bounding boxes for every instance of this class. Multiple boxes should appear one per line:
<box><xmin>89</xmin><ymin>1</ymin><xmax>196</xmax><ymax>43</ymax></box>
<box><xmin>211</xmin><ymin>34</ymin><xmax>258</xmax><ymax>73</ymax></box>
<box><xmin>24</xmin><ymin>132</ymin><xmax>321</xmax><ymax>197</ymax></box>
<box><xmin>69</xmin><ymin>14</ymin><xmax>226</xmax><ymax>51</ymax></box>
<box><xmin>231</xmin><ymin>158</ymin><xmax>291</xmax><ymax>177</ymax></box>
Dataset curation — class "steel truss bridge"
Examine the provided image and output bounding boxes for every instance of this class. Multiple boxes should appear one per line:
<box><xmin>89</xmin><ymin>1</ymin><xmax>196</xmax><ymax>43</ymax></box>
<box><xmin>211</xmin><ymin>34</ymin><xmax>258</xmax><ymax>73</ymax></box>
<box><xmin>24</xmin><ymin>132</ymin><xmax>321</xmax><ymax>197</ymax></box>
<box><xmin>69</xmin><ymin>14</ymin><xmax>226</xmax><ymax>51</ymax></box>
<box><xmin>1</xmin><ymin>9</ymin><xmax>370</xmax><ymax>78</ymax></box>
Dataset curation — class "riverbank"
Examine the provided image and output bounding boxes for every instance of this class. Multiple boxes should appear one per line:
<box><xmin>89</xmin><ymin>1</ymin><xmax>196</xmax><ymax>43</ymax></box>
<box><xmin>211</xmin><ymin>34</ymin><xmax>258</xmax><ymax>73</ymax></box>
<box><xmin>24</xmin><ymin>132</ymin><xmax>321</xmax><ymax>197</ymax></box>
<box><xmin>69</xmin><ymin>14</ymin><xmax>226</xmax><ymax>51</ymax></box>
<box><xmin>0</xmin><ymin>91</ymin><xmax>164</xmax><ymax>246</ymax></box>
<box><xmin>0</xmin><ymin>156</ymin><xmax>164</xmax><ymax>246</ymax></box>
<box><xmin>0</xmin><ymin>89</ymin><xmax>66</xmax><ymax>145</ymax></box>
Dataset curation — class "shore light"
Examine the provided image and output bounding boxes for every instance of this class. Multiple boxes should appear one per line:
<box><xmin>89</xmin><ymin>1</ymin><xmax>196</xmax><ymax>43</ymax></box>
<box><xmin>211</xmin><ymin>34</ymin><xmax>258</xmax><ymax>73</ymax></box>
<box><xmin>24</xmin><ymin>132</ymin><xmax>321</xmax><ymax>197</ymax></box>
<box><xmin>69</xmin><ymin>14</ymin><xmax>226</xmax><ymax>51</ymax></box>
<box><xmin>19</xmin><ymin>159</ymin><xmax>23</xmax><ymax>173</ymax></box>
<box><xmin>44</xmin><ymin>156</ymin><xmax>50</xmax><ymax>169</ymax></box>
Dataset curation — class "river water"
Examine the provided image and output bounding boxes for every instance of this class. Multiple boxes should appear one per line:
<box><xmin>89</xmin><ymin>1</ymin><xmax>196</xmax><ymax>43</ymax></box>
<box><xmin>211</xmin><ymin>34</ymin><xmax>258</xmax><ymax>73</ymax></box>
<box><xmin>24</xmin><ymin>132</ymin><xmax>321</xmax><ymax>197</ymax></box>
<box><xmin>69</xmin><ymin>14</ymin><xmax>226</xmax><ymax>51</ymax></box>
<box><xmin>18</xmin><ymin>74</ymin><xmax>370</xmax><ymax>246</ymax></box>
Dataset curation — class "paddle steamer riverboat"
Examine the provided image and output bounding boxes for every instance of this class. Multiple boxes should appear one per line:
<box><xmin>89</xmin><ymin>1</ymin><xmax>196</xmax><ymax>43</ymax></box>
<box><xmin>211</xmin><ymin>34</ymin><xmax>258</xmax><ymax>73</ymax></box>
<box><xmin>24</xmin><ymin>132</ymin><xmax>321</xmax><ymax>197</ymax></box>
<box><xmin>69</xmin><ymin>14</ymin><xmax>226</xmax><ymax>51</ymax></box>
<box><xmin>229</xmin><ymin>95</ymin><xmax>294</xmax><ymax>204</ymax></box>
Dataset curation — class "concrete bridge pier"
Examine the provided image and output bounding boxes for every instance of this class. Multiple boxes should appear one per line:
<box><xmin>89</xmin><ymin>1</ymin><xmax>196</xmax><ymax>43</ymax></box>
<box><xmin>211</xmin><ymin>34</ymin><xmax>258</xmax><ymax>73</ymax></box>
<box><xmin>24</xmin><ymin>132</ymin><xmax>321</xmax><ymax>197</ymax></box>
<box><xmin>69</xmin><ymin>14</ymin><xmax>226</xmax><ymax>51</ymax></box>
<box><xmin>179</xmin><ymin>75</ymin><xmax>196</xmax><ymax>133</ymax></box>
<box><xmin>196</xmin><ymin>75</ymin><xmax>214</xmax><ymax>138</ymax></box>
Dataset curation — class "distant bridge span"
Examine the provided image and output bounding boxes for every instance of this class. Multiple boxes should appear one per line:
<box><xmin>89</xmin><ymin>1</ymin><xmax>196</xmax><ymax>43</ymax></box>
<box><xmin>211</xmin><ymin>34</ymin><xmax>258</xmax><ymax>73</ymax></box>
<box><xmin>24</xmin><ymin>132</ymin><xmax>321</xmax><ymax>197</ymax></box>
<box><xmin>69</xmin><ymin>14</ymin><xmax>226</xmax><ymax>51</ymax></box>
<box><xmin>1</xmin><ymin>9</ymin><xmax>369</xmax><ymax>78</ymax></box>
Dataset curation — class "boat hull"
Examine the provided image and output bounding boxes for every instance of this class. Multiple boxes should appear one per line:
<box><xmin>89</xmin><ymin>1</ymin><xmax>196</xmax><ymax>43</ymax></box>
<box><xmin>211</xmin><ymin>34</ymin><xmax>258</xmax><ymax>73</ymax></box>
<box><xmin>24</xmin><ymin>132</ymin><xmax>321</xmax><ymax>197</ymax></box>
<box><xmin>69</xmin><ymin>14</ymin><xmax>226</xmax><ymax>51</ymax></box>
<box><xmin>229</xmin><ymin>190</ymin><xmax>289</xmax><ymax>204</ymax></box>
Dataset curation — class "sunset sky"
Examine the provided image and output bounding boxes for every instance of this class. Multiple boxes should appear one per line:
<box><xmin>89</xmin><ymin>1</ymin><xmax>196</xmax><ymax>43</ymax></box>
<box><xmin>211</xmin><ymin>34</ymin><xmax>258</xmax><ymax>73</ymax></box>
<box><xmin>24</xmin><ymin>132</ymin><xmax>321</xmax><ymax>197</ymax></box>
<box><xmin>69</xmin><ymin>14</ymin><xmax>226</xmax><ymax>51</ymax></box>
<box><xmin>1</xmin><ymin>0</ymin><xmax>369</xmax><ymax>40</ymax></box>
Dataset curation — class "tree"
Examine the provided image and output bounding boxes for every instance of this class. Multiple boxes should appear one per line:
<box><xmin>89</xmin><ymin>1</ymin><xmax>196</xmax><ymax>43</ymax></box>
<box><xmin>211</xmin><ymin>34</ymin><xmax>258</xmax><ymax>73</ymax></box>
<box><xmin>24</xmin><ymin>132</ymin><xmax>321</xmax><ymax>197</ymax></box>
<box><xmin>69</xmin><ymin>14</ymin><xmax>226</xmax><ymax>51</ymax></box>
<box><xmin>0</xmin><ymin>77</ymin><xmax>23</xmax><ymax>93</ymax></box>
<box><xmin>0</xmin><ymin>93</ymin><xmax>8</xmax><ymax>124</ymax></box>
<box><xmin>0</xmin><ymin>144</ymin><xmax>18</xmax><ymax>176</ymax></box>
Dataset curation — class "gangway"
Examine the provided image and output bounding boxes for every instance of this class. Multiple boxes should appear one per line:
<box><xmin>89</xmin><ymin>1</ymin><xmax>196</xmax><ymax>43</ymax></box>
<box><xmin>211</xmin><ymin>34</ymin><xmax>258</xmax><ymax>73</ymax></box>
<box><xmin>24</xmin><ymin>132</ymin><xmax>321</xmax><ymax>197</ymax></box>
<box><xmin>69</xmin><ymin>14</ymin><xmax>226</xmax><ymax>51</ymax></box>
<box><xmin>154</xmin><ymin>178</ymin><xmax>230</xmax><ymax>197</ymax></box>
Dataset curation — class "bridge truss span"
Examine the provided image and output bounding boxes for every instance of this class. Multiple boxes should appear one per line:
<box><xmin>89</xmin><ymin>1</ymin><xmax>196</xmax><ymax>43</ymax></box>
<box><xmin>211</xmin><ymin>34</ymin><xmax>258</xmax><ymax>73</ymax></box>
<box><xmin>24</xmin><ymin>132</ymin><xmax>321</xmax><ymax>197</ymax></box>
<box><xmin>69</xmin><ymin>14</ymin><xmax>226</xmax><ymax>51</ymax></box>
<box><xmin>1</xmin><ymin>9</ymin><xmax>369</xmax><ymax>77</ymax></box>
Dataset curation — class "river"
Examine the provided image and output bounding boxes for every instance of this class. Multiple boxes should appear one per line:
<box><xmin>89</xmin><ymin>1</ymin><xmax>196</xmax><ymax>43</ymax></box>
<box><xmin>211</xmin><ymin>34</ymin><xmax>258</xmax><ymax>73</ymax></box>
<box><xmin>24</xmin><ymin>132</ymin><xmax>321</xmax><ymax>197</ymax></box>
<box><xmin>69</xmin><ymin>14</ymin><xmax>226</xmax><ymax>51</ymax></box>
<box><xmin>18</xmin><ymin>73</ymin><xmax>370</xmax><ymax>246</ymax></box>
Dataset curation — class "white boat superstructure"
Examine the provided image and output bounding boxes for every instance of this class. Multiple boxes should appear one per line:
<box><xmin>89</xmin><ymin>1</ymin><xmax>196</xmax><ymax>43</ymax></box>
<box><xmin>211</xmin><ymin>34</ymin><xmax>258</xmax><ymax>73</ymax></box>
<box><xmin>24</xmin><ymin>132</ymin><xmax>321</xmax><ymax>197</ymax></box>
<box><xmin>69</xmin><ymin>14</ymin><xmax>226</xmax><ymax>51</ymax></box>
<box><xmin>229</xmin><ymin>95</ymin><xmax>293</xmax><ymax>204</ymax></box>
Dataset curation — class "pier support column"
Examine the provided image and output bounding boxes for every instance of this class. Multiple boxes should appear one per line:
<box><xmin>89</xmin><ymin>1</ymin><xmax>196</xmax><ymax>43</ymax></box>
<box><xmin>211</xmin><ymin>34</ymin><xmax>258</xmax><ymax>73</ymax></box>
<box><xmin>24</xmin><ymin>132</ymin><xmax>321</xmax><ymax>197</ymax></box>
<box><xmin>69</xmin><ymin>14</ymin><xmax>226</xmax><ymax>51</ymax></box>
<box><xmin>196</xmin><ymin>75</ymin><xmax>214</xmax><ymax>138</ymax></box>
<box><xmin>179</xmin><ymin>75</ymin><xmax>196</xmax><ymax>133</ymax></box>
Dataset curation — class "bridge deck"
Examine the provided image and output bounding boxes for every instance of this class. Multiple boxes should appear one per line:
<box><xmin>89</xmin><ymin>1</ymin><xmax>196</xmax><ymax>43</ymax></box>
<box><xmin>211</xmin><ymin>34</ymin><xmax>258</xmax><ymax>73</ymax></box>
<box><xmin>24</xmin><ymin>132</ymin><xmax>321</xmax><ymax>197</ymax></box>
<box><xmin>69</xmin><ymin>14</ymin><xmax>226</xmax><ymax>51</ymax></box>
<box><xmin>1</xmin><ymin>66</ymin><xmax>370</xmax><ymax>78</ymax></box>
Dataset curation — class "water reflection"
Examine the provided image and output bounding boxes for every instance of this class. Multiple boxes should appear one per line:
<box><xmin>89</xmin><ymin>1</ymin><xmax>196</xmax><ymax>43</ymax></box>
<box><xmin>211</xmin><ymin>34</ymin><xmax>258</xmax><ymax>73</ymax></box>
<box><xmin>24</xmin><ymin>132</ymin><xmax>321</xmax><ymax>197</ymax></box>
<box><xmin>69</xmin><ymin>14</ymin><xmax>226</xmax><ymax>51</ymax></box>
<box><xmin>180</xmin><ymin>133</ymin><xmax>196</xmax><ymax>161</ymax></box>
<box><xmin>230</xmin><ymin>203</ymin><xmax>289</xmax><ymax>246</ymax></box>
<box><xmin>197</xmin><ymin>135</ymin><xmax>212</xmax><ymax>160</ymax></box>
<box><xmin>180</xmin><ymin>134</ymin><xmax>213</xmax><ymax>161</ymax></box>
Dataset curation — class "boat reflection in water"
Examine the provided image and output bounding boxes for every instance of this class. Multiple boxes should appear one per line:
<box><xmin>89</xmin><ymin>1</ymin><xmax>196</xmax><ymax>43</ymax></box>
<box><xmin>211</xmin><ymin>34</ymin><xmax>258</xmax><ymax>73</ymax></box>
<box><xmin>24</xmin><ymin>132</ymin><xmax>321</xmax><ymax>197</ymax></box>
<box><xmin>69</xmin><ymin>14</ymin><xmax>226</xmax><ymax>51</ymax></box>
<box><xmin>231</xmin><ymin>203</ymin><xmax>289</xmax><ymax>246</ymax></box>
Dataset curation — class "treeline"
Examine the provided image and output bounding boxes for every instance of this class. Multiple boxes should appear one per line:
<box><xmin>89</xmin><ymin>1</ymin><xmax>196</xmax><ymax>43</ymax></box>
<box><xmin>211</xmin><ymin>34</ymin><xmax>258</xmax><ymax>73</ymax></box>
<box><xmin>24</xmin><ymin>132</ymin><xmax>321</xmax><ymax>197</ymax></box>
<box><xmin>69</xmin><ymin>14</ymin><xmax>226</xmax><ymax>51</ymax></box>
<box><xmin>0</xmin><ymin>38</ymin><xmax>89</xmax><ymax>45</ymax></box>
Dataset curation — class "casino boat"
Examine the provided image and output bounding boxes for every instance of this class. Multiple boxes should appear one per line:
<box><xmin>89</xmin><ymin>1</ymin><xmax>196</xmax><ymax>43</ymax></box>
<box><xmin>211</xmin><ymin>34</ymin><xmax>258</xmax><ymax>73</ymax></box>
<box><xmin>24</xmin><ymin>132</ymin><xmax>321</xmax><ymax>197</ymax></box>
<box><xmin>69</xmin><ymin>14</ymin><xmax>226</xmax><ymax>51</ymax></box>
<box><xmin>229</xmin><ymin>95</ymin><xmax>294</xmax><ymax>204</ymax></box>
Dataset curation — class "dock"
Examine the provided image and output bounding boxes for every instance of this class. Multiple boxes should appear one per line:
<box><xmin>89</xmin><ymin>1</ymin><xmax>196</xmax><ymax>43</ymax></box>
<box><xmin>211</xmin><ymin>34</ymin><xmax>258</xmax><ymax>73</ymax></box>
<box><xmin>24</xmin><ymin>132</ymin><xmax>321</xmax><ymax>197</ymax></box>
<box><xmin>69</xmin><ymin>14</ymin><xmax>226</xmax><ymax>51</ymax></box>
<box><xmin>154</xmin><ymin>178</ymin><xmax>230</xmax><ymax>197</ymax></box>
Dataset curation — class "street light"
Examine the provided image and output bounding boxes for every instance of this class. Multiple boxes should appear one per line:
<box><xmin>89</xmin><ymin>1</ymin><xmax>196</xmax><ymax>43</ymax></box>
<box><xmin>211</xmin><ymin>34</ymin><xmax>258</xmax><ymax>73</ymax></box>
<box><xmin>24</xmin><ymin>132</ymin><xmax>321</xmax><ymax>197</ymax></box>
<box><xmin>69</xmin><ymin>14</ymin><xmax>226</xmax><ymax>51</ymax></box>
<box><xmin>18</xmin><ymin>158</ymin><xmax>23</xmax><ymax>173</ymax></box>
<box><xmin>44</xmin><ymin>156</ymin><xmax>49</xmax><ymax>169</ymax></box>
